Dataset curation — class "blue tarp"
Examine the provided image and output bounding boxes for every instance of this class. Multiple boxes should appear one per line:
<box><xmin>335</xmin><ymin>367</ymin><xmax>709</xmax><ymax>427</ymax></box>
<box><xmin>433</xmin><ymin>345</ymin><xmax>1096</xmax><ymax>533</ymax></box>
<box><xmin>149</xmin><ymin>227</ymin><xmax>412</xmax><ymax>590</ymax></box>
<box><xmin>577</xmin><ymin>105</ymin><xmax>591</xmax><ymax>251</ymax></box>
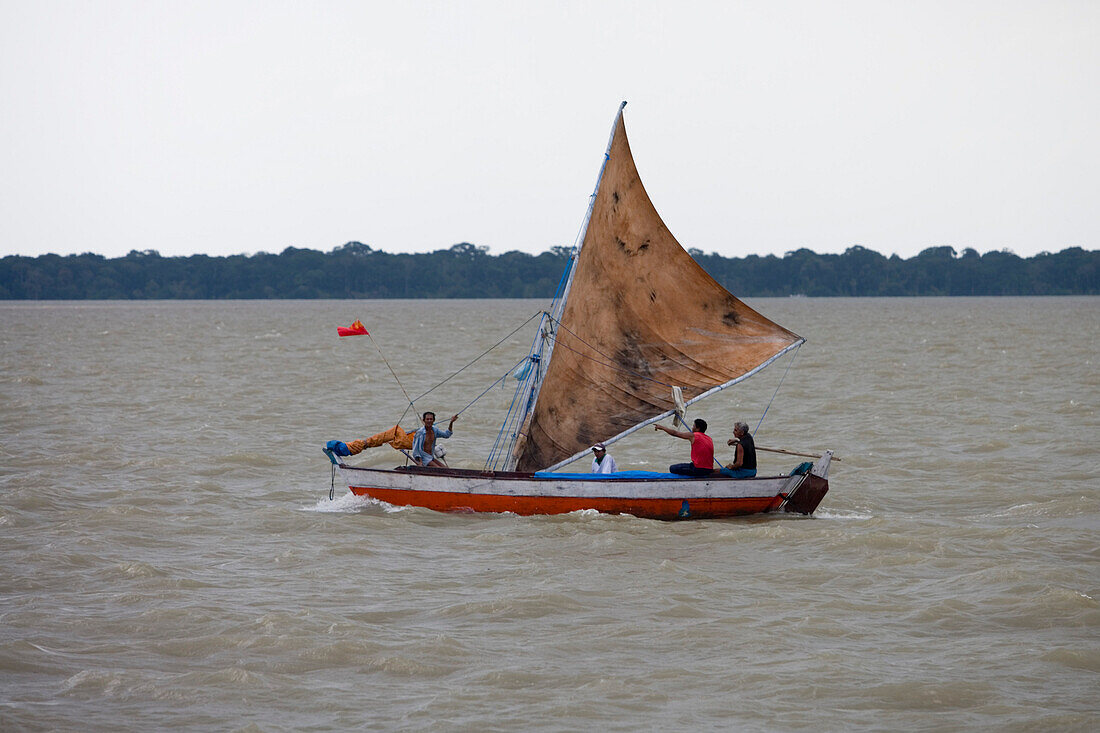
<box><xmin>325</xmin><ymin>440</ymin><xmax>351</xmax><ymax>456</ymax></box>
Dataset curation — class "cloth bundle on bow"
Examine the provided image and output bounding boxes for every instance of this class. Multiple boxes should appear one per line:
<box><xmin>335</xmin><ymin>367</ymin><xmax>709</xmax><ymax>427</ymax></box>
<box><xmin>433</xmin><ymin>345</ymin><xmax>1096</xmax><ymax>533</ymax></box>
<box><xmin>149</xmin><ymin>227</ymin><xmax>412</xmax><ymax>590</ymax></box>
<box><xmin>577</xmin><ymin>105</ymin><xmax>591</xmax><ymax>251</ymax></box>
<box><xmin>325</xmin><ymin>425</ymin><xmax>415</xmax><ymax>459</ymax></box>
<box><xmin>362</xmin><ymin>425</ymin><xmax>415</xmax><ymax>451</ymax></box>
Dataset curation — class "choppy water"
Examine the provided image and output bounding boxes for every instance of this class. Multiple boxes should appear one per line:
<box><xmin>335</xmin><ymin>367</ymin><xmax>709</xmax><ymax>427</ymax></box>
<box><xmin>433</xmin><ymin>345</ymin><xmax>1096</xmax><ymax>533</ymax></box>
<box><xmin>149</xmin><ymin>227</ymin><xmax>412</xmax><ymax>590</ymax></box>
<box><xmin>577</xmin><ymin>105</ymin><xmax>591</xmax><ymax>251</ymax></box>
<box><xmin>1</xmin><ymin>297</ymin><xmax>1097</xmax><ymax>731</ymax></box>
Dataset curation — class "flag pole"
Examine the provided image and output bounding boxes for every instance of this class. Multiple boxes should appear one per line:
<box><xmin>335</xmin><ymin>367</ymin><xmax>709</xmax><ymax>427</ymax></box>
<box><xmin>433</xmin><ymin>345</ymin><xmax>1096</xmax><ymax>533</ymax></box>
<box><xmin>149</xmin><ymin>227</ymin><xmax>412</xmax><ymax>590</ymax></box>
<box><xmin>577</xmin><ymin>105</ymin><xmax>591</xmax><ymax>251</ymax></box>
<box><xmin>338</xmin><ymin>319</ymin><xmax>416</xmax><ymax>416</ymax></box>
<box><xmin>366</xmin><ymin>332</ymin><xmax>415</xmax><ymax>414</ymax></box>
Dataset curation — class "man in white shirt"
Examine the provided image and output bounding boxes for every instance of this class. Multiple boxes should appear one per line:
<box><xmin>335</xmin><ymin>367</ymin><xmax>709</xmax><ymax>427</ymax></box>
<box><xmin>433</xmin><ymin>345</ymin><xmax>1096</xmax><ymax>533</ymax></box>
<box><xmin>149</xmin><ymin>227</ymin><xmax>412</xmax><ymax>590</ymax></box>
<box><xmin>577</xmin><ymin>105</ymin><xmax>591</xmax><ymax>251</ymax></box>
<box><xmin>590</xmin><ymin>443</ymin><xmax>617</xmax><ymax>474</ymax></box>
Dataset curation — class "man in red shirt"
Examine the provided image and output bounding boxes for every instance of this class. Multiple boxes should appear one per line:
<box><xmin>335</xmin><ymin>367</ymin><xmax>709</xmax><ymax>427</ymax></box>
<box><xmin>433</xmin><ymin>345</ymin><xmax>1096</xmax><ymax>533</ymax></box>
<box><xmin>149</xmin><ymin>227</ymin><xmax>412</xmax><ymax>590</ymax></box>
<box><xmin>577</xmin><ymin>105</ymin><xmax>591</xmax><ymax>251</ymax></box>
<box><xmin>655</xmin><ymin>418</ymin><xmax>715</xmax><ymax>476</ymax></box>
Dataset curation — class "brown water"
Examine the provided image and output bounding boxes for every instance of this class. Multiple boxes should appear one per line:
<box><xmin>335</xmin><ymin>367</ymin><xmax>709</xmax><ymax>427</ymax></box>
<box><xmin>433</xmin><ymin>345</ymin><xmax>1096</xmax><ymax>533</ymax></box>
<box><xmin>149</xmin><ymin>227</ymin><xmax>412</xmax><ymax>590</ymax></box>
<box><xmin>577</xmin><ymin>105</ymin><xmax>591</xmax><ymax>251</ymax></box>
<box><xmin>1</xmin><ymin>298</ymin><xmax>1097</xmax><ymax>731</ymax></box>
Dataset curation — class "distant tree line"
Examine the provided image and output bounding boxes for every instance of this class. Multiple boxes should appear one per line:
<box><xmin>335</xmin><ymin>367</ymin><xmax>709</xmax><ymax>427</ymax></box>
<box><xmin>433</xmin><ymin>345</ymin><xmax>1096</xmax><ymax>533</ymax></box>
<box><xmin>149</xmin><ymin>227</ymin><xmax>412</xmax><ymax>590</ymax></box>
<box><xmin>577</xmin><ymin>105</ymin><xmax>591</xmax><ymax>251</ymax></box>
<box><xmin>1</xmin><ymin>242</ymin><xmax>1096</xmax><ymax>299</ymax></box>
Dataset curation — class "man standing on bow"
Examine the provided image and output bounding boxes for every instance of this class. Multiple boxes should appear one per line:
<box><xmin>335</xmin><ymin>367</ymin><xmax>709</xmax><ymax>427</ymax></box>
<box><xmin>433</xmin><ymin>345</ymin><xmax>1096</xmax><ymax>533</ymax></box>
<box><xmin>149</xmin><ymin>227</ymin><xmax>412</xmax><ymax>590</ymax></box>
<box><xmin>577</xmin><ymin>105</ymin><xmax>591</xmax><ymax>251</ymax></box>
<box><xmin>411</xmin><ymin>411</ymin><xmax>456</xmax><ymax>468</ymax></box>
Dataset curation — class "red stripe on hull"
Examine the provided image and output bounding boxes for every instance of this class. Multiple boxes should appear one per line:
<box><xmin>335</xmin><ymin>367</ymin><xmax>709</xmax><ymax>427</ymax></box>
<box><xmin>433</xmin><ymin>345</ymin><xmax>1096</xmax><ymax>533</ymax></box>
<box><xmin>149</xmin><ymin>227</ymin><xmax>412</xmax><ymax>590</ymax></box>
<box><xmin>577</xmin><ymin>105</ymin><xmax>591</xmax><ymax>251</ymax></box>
<box><xmin>349</xmin><ymin>486</ymin><xmax>786</xmax><ymax>520</ymax></box>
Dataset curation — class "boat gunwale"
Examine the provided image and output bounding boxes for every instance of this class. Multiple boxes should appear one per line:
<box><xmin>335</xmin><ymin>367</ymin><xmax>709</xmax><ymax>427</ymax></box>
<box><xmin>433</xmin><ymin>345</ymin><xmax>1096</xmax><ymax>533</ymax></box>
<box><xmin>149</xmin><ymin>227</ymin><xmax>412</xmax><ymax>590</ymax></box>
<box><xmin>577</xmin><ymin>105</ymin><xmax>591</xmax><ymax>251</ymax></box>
<box><xmin>336</xmin><ymin>463</ymin><xmax>797</xmax><ymax>483</ymax></box>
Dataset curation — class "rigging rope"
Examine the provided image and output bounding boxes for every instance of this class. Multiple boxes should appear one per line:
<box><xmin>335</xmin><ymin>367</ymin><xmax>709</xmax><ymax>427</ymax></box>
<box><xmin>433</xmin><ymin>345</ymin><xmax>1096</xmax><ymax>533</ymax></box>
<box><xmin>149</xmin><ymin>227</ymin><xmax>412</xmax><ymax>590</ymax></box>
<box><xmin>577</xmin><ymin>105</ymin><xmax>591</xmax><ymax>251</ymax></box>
<box><xmin>455</xmin><ymin>354</ymin><xmax>530</xmax><ymax>417</ymax></box>
<box><xmin>409</xmin><ymin>310</ymin><xmax>543</xmax><ymax>406</ymax></box>
<box><xmin>367</xmin><ymin>333</ymin><xmax>416</xmax><ymax>415</ymax></box>
<box><xmin>380</xmin><ymin>311</ymin><xmax>544</xmax><ymax>462</ymax></box>
<box><xmin>754</xmin><ymin>343</ymin><xmax>801</xmax><ymax>435</ymax></box>
<box><xmin>487</xmin><ymin>317</ymin><xmax>549</xmax><ymax>471</ymax></box>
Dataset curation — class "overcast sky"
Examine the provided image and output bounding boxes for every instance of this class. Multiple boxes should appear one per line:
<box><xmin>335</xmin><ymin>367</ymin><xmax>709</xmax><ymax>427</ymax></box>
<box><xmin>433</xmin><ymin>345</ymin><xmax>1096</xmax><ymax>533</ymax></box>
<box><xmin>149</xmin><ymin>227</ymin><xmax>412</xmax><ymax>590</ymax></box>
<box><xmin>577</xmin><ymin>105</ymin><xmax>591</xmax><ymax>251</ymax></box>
<box><xmin>2</xmin><ymin>1</ymin><xmax>1097</xmax><ymax>260</ymax></box>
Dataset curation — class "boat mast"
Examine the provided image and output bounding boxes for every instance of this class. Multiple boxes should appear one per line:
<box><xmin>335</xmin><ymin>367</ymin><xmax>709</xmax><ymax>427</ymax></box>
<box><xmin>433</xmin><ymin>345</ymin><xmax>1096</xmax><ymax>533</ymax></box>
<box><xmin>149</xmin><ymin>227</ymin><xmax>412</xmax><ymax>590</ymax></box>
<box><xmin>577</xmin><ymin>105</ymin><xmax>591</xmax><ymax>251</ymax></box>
<box><xmin>548</xmin><ymin>101</ymin><xmax>626</xmax><ymax>329</ymax></box>
<box><xmin>498</xmin><ymin>102</ymin><xmax>627</xmax><ymax>472</ymax></box>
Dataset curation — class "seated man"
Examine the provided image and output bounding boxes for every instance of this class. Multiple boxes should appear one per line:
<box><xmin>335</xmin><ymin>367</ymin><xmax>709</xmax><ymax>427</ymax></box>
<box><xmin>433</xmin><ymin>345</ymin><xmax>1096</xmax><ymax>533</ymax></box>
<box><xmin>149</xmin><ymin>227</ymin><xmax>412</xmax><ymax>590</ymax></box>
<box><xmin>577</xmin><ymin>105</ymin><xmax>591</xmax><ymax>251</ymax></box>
<box><xmin>654</xmin><ymin>418</ymin><xmax>714</xmax><ymax>476</ymax></box>
<box><xmin>410</xmin><ymin>411</ymin><xmax>457</xmax><ymax>468</ymax></box>
<box><xmin>721</xmin><ymin>421</ymin><xmax>758</xmax><ymax>478</ymax></box>
<box><xmin>590</xmin><ymin>443</ymin><xmax>617</xmax><ymax>474</ymax></box>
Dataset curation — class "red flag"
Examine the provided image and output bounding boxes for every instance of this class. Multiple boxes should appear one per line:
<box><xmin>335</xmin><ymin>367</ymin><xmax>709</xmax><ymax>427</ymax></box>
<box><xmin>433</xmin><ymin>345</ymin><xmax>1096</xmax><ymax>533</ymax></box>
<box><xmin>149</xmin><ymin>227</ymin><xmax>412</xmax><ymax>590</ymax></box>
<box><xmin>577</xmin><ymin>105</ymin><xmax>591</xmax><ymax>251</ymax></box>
<box><xmin>337</xmin><ymin>319</ymin><xmax>369</xmax><ymax>337</ymax></box>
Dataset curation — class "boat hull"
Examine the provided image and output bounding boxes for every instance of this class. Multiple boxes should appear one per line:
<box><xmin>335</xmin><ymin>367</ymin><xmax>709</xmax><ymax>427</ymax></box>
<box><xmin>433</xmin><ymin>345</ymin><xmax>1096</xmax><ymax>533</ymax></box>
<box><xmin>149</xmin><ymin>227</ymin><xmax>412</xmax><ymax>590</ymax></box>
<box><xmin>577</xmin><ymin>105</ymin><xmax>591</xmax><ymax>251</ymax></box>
<box><xmin>337</xmin><ymin>454</ymin><xmax>831</xmax><ymax>520</ymax></box>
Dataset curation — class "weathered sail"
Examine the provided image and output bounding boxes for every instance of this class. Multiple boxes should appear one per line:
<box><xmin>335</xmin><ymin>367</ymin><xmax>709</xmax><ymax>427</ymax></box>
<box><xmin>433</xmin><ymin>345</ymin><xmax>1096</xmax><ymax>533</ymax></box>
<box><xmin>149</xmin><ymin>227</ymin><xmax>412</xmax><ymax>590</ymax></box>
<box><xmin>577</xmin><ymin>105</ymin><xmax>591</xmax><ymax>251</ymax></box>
<box><xmin>513</xmin><ymin>114</ymin><xmax>802</xmax><ymax>472</ymax></box>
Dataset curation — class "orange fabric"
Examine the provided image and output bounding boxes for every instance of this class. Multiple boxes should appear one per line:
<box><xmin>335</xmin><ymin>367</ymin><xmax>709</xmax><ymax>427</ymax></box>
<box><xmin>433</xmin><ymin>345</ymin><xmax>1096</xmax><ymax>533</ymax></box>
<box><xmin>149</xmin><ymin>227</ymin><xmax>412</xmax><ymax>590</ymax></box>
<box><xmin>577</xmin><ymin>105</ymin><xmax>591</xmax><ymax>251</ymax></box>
<box><xmin>363</xmin><ymin>425</ymin><xmax>415</xmax><ymax>450</ymax></box>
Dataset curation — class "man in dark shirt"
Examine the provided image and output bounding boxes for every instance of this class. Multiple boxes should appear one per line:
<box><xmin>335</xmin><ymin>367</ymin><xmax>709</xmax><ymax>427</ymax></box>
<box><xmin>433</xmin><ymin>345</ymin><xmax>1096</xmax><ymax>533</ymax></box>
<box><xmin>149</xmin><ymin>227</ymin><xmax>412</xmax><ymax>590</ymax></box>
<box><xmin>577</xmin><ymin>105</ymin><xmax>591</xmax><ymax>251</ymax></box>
<box><xmin>722</xmin><ymin>421</ymin><xmax>757</xmax><ymax>478</ymax></box>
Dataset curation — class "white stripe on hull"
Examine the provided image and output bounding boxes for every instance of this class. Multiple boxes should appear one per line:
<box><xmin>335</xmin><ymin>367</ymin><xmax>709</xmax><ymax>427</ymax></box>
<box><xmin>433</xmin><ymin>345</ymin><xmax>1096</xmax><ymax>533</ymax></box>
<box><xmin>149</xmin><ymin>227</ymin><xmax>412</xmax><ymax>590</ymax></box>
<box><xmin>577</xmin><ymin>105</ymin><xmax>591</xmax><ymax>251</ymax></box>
<box><xmin>338</xmin><ymin>466</ymin><xmax>804</xmax><ymax>500</ymax></box>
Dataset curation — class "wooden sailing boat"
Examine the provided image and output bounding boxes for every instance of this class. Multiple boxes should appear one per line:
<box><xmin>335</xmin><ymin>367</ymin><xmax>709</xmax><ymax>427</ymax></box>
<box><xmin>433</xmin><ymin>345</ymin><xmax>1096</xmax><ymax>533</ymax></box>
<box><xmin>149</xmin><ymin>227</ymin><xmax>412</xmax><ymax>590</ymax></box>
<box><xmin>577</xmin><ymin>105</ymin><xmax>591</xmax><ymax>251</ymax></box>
<box><xmin>325</xmin><ymin>103</ymin><xmax>832</xmax><ymax>520</ymax></box>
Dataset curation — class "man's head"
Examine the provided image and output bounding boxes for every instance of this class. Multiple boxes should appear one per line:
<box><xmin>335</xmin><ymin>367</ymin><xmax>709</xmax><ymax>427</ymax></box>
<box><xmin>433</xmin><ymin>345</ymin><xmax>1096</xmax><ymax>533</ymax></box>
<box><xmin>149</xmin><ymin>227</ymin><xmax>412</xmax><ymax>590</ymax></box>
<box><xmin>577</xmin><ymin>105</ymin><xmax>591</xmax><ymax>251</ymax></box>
<box><xmin>733</xmin><ymin>421</ymin><xmax>748</xmax><ymax>437</ymax></box>
<box><xmin>422</xmin><ymin>411</ymin><xmax>436</xmax><ymax>427</ymax></box>
<box><xmin>591</xmin><ymin>443</ymin><xmax>606</xmax><ymax>456</ymax></box>
<box><xmin>693</xmin><ymin>418</ymin><xmax>707</xmax><ymax>433</ymax></box>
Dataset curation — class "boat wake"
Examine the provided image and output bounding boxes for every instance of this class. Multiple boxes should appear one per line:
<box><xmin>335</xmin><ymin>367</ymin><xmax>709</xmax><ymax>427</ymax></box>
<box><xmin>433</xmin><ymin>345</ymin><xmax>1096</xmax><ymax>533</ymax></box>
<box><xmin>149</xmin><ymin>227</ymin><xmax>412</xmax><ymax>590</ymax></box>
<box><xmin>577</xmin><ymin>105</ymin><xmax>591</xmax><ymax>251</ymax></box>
<box><xmin>813</xmin><ymin>508</ymin><xmax>873</xmax><ymax>521</ymax></box>
<box><xmin>302</xmin><ymin>492</ymin><xmax>404</xmax><ymax>514</ymax></box>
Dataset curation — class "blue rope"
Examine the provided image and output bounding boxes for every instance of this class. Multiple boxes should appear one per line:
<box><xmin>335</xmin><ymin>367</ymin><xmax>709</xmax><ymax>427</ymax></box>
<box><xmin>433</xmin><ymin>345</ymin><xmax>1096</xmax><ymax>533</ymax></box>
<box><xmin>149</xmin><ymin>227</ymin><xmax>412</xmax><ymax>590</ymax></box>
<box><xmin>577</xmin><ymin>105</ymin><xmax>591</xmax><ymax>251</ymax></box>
<box><xmin>550</xmin><ymin>251</ymin><xmax>575</xmax><ymax>303</ymax></box>
<box><xmin>486</xmin><ymin>380</ymin><xmax>531</xmax><ymax>469</ymax></box>
<box><xmin>489</xmin><ymin>371</ymin><xmax>529</xmax><ymax>468</ymax></box>
<box><xmin>487</xmin><ymin>316</ymin><xmax>549</xmax><ymax>470</ymax></box>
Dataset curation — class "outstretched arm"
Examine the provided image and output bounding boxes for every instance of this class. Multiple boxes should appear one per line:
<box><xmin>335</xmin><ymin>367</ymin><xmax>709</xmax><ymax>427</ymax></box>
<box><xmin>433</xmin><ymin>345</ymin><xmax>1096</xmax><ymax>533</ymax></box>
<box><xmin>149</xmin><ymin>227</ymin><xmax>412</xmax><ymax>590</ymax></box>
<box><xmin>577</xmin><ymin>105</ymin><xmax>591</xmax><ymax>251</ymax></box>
<box><xmin>448</xmin><ymin>414</ymin><xmax>458</xmax><ymax>431</ymax></box>
<box><xmin>654</xmin><ymin>423</ymin><xmax>692</xmax><ymax>441</ymax></box>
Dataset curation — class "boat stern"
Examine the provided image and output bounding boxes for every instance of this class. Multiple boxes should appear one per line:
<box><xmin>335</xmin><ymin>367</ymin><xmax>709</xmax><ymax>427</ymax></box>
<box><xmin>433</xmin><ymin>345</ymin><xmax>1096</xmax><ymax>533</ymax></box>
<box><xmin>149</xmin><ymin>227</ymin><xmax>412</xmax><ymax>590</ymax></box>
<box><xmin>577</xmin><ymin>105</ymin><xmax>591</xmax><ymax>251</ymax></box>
<box><xmin>782</xmin><ymin>450</ymin><xmax>832</xmax><ymax>515</ymax></box>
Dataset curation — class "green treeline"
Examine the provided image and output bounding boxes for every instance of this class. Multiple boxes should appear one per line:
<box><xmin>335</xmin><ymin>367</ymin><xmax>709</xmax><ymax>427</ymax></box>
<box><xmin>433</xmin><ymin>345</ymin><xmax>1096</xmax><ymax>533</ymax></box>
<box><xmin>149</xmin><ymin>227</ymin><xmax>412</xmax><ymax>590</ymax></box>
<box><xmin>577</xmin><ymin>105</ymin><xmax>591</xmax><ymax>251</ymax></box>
<box><xmin>1</xmin><ymin>242</ymin><xmax>1097</xmax><ymax>299</ymax></box>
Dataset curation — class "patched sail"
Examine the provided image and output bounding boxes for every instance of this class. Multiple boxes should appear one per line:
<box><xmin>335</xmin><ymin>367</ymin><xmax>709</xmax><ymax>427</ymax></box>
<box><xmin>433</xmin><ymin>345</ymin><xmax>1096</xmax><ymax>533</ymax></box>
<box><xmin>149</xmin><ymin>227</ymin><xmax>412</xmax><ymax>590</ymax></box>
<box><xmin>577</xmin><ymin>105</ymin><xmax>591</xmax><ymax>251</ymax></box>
<box><xmin>513</xmin><ymin>111</ymin><xmax>802</xmax><ymax>472</ymax></box>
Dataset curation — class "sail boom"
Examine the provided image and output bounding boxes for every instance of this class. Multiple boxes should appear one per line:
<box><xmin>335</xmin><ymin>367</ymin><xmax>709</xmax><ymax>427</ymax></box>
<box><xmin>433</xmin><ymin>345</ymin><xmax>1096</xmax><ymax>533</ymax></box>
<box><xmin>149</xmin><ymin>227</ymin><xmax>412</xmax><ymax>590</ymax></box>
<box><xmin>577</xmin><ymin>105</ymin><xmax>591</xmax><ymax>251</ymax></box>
<box><xmin>540</xmin><ymin>339</ymin><xmax>806</xmax><ymax>472</ymax></box>
<box><xmin>676</xmin><ymin>338</ymin><xmax>805</xmax><ymax>413</ymax></box>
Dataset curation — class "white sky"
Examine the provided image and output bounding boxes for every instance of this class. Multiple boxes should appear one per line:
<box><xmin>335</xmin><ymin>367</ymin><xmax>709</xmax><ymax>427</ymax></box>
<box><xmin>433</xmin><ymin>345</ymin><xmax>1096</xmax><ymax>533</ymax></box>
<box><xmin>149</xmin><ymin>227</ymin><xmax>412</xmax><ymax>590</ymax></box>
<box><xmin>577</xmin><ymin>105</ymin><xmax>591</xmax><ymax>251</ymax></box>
<box><xmin>1</xmin><ymin>0</ymin><xmax>1097</xmax><ymax>260</ymax></box>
